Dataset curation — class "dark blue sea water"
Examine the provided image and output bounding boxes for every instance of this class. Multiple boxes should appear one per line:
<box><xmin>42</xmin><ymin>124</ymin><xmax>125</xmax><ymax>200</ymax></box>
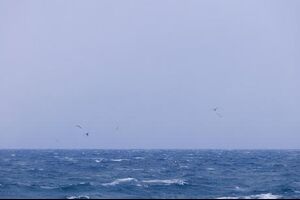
<box><xmin>0</xmin><ymin>150</ymin><xmax>300</xmax><ymax>199</ymax></box>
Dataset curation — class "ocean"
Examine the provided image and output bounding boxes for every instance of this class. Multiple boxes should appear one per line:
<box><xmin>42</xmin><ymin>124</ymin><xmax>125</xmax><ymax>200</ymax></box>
<box><xmin>0</xmin><ymin>150</ymin><xmax>299</xmax><ymax>199</ymax></box>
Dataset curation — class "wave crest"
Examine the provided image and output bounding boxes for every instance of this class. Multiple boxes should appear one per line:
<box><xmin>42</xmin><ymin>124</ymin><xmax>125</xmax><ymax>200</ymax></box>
<box><xmin>217</xmin><ymin>193</ymin><xmax>281</xmax><ymax>199</ymax></box>
<box><xmin>66</xmin><ymin>195</ymin><xmax>90</xmax><ymax>199</ymax></box>
<box><xmin>142</xmin><ymin>179</ymin><xmax>187</xmax><ymax>185</ymax></box>
<box><xmin>102</xmin><ymin>178</ymin><xmax>137</xmax><ymax>186</ymax></box>
<box><xmin>110</xmin><ymin>159</ymin><xmax>130</xmax><ymax>162</ymax></box>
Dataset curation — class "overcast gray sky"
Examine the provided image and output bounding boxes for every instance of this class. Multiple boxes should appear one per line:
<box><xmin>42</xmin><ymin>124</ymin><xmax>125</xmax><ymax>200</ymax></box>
<box><xmin>0</xmin><ymin>0</ymin><xmax>299</xmax><ymax>149</ymax></box>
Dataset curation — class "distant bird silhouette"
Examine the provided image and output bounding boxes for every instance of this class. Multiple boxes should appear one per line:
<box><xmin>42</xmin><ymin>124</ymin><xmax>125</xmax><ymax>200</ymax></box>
<box><xmin>75</xmin><ymin>124</ymin><xmax>90</xmax><ymax>136</ymax></box>
<box><xmin>75</xmin><ymin>125</ymin><xmax>83</xmax><ymax>129</ymax></box>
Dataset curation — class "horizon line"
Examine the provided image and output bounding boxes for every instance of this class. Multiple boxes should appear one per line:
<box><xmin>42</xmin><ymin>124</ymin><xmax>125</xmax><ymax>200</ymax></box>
<box><xmin>0</xmin><ymin>148</ymin><xmax>300</xmax><ymax>151</ymax></box>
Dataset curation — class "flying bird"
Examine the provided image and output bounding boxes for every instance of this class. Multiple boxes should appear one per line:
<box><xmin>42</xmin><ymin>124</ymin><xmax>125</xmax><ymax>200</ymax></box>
<box><xmin>75</xmin><ymin>125</ymin><xmax>83</xmax><ymax>129</ymax></box>
<box><xmin>75</xmin><ymin>124</ymin><xmax>90</xmax><ymax>137</ymax></box>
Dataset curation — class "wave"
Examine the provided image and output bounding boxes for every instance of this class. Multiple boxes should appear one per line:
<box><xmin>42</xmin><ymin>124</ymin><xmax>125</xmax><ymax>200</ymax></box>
<box><xmin>132</xmin><ymin>168</ymin><xmax>144</xmax><ymax>171</ymax></box>
<box><xmin>217</xmin><ymin>193</ymin><xmax>281</xmax><ymax>199</ymax></box>
<box><xmin>179</xmin><ymin>165</ymin><xmax>189</xmax><ymax>169</ymax></box>
<box><xmin>110</xmin><ymin>159</ymin><xmax>130</xmax><ymax>162</ymax></box>
<box><xmin>102</xmin><ymin>178</ymin><xmax>137</xmax><ymax>186</ymax></box>
<box><xmin>134</xmin><ymin>157</ymin><xmax>145</xmax><ymax>160</ymax></box>
<box><xmin>16</xmin><ymin>182</ymin><xmax>33</xmax><ymax>187</ymax></box>
<box><xmin>207</xmin><ymin>168</ymin><xmax>215</xmax><ymax>171</ymax></box>
<box><xmin>40</xmin><ymin>186</ymin><xmax>59</xmax><ymax>190</ymax></box>
<box><xmin>66</xmin><ymin>195</ymin><xmax>90</xmax><ymax>199</ymax></box>
<box><xmin>60</xmin><ymin>182</ymin><xmax>93</xmax><ymax>190</ymax></box>
<box><xmin>28</xmin><ymin>167</ymin><xmax>44</xmax><ymax>172</ymax></box>
<box><xmin>142</xmin><ymin>179</ymin><xmax>187</xmax><ymax>186</ymax></box>
<box><xmin>234</xmin><ymin>186</ymin><xmax>247</xmax><ymax>192</ymax></box>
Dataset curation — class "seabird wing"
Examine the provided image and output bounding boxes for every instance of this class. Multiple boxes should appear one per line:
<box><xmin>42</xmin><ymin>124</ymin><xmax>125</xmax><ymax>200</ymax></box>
<box><xmin>75</xmin><ymin>125</ymin><xmax>83</xmax><ymax>129</ymax></box>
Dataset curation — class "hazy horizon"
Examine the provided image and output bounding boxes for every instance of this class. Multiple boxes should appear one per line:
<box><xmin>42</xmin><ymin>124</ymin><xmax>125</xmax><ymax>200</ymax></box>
<box><xmin>1</xmin><ymin>0</ymin><xmax>299</xmax><ymax>149</ymax></box>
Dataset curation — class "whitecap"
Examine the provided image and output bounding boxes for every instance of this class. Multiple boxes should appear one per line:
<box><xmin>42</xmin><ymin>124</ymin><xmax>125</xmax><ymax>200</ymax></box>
<box><xmin>142</xmin><ymin>179</ymin><xmax>187</xmax><ymax>185</ymax></box>
<box><xmin>16</xmin><ymin>182</ymin><xmax>32</xmax><ymax>187</ymax></box>
<box><xmin>217</xmin><ymin>193</ymin><xmax>281</xmax><ymax>199</ymax></box>
<box><xmin>67</xmin><ymin>195</ymin><xmax>90</xmax><ymax>199</ymax></box>
<box><xmin>132</xmin><ymin>168</ymin><xmax>143</xmax><ymax>171</ymax></box>
<box><xmin>102</xmin><ymin>178</ymin><xmax>137</xmax><ymax>186</ymax></box>
<box><xmin>40</xmin><ymin>186</ymin><xmax>58</xmax><ymax>190</ymax></box>
<box><xmin>77</xmin><ymin>182</ymin><xmax>93</xmax><ymax>186</ymax></box>
<box><xmin>95</xmin><ymin>159</ymin><xmax>103</xmax><ymax>163</ymax></box>
<box><xmin>246</xmin><ymin>193</ymin><xmax>281</xmax><ymax>199</ymax></box>
<box><xmin>64</xmin><ymin>157</ymin><xmax>76</xmax><ymax>162</ymax></box>
<box><xmin>110</xmin><ymin>159</ymin><xmax>129</xmax><ymax>162</ymax></box>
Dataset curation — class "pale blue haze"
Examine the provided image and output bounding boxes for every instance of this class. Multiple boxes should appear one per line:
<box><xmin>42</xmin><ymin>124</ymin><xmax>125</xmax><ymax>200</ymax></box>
<box><xmin>0</xmin><ymin>0</ymin><xmax>299</xmax><ymax>149</ymax></box>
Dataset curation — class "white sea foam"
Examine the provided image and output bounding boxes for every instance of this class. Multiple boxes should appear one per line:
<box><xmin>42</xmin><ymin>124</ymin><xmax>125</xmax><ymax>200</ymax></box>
<box><xmin>40</xmin><ymin>186</ymin><xmax>58</xmax><ymax>190</ymax></box>
<box><xmin>217</xmin><ymin>193</ymin><xmax>281</xmax><ymax>199</ymax></box>
<box><xmin>142</xmin><ymin>179</ymin><xmax>187</xmax><ymax>185</ymax></box>
<box><xmin>132</xmin><ymin>168</ymin><xmax>144</xmax><ymax>171</ymax></box>
<box><xmin>95</xmin><ymin>159</ymin><xmax>103</xmax><ymax>163</ymax></box>
<box><xmin>245</xmin><ymin>193</ymin><xmax>281</xmax><ymax>199</ymax></box>
<box><xmin>110</xmin><ymin>159</ymin><xmax>129</xmax><ymax>162</ymax></box>
<box><xmin>102</xmin><ymin>178</ymin><xmax>137</xmax><ymax>186</ymax></box>
<box><xmin>64</xmin><ymin>157</ymin><xmax>76</xmax><ymax>162</ymax></box>
<box><xmin>17</xmin><ymin>182</ymin><xmax>32</xmax><ymax>187</ymax></box>
<box><xmin>67</xmin><ymin>195</ymin><xmax>90</xmax><ymax>199</ymax></box>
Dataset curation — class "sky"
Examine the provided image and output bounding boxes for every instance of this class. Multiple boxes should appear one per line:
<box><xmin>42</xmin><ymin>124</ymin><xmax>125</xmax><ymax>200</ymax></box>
<box><xmin>0</xmin><ymin>0</ymin><xmax>299</xmax><ymax>149</ymax></box>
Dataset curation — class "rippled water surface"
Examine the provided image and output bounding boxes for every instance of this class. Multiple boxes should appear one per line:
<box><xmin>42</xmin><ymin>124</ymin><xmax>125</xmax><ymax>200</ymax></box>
<box><xmin>0</xmin><ymin>150</ymin><xmax>300</xmax><ymax>199</ymax></box>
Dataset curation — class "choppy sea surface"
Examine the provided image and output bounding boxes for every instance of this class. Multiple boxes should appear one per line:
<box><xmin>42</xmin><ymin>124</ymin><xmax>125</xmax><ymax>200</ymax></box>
<box><xmin>0</xmin><ymin>150</ymin><xmax>300</xmax><ymax>199</ymax></box>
